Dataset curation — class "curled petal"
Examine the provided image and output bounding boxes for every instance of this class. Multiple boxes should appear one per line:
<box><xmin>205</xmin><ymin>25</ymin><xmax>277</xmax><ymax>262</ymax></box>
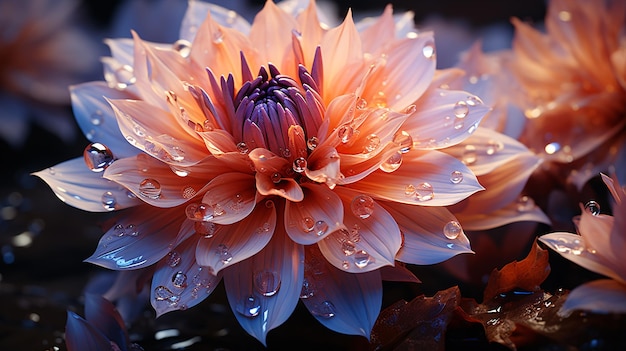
<box><xmin>578</xmin><ymin>207</ymin><xmax>621</xmax><ymax>270</ymax></box>
<box><xmin>202</xmin><ymin>172</ymin><xmax>258</xmax><ymax>224</ymax></box>
<box><xmin>151</xmin><ymin>236</ymin><xmax>221</xmax><ymax>317</ymax></box>
<box><xmin>382</xmin><ymin>202</ymin><xmax>472</xmax><ymax>265</ymax></box>
<box><xmin>301</xmin><ymin>246</ymin><xmax>381</xmax><ymax>338</ymax></box>
<box><xmin>65</xmin><ymin>312</ymin><xmax>114</xmax><ymax>351</ymax></box>
<box><xmin>305</xmin><ymin>145</ymin><xmax>343</xmax><ymax>189</ymax></box>
<box><xmin>196</xmin><ymin>200</ymin><xmax>276</xmax><ymax>274</ymax></box>
<box><xmin>560</xmin><ymin>279</ymin><xmax>626</xmax><ymax>315</ymax></box>
<box><xmin>223</xmin><ymin>225</ymin><xmax>304</xmax><ymax>346</ymax></box>
<box><xmin>349</xmin><ymin>150</ymin><xmax>483</xmax><ymax>206</ymax></box>
<box><xmin>285</xmin><ymin>183</ymin><xmax>344</xmax><ymax>244</ymax></box>
<box><xmin>255</xmin><ymin>173</ymin><xmax>304</xmax><ymax>202</ymax></box>
<box><xmin>33</xmin><ymin>157</ymin><xmax>142</xmax><ymax>212</ymax></box>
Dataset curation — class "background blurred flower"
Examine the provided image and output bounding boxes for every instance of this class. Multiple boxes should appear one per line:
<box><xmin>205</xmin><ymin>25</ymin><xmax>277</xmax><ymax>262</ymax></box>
<box><xmin>0</xmin><ymin>0</ymin><xmax>100</xmax><ymax>147</ymax></box>
<box><xmin>35</xmin><ymin>0</ymin><xmax>490</xmax><ymax>345</ymax></box>
<box><xmin>540</xmin><ymin>173</ymin><xmax>626</xmax><ymax>315</ymax></box>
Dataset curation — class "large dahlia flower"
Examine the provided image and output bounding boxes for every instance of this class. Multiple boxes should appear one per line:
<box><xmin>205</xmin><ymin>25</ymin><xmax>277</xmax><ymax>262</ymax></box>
<box><xmin>35</xmin><ymin>0</ymin><xmax>489</xmax><ymax>343</ymax></box>
<box><xmin>508</xmin><ymin>0</ymin><xmax>626</xmax><ymax>189</ymax></box>
<box><xmin>540</xmin><ymin>173</ymin><xmax>626</xmax><ymax>315</ymax></box>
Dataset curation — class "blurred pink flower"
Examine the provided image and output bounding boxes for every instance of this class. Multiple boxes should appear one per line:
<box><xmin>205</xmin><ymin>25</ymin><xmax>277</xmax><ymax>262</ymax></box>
<box><xmin>540</xmin><ymin>173</ymin><xmax>626</xmax><ymax>315</ymax></box>
<box><xmin>509</xmin><ymin>0</ymin><xmax>626</xmax><ymax>189</ymax></box>
<box><xmin>35</xmin><ymin>0</ymin><xmax>490</xmax><ymax>344</ymax></box>
<box><xmin>0</xmin><ymin>0</ymin><xmax>100</xmax><ymax>147</ymax></box>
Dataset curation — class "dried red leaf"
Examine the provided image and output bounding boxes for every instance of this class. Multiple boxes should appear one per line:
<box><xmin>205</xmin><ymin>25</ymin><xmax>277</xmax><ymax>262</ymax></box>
<box><xmin>483</xmin><ymin>238</ymin><xmax>550</xmax><ymax>301</ymax></box>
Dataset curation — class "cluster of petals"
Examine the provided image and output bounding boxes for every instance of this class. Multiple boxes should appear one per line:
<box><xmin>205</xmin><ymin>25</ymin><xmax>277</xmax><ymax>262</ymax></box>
<box><xmin>540</xmin><ymin>173</ymin><xmax>626</xmax><ymax>315</ymax></box>
<box><xmin>508</xmin><ymin>0</ymin><xmax>626</xmax><ymax>188</ymax></box>
<box><xmin>35</xmin><ymin>0</ymin><xmax>491</xmax><ymax>343</ymax></box>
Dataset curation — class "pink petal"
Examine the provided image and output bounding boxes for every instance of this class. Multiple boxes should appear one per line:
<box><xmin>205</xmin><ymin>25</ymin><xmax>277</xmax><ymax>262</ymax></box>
<box><xmin>305</xmin><ymin>145</ymin><xmax>343</xmax><ymax>189</ymax></box>
<box><xmin>65</xmin><ymin>312</ymin><xmax>113</xmax><ymax>351</ymax></box>
<box><xmin>316</xmin><ymin>94</ymin><xmax>357</xmax><ymax>144</ymax></box>
<box><xmin>578</xmin><ymin>208</ymin><xmax>621</xmax><ymax>270</ymax></box>
<box><xmin>561</xmin><ymin>279</ymin><xmax>626</xmax><ymax>315</ymax></box>
<box><xmin>453</xmin><ymin>199</ymin><xmax>550</xmax><ymax>231</ymax></box>
<box><xmin>317</xmin><ymin>187</ymin><xmax>402</xmax><ymax>273</ymax></box>
<box><xmin>150</xmin><ymin>236</ymin><xmax>221</xmax><ymax>317</ymax></box>
<box><xmin>285</xmin><ymin>183</ymin><xmax>344</xmax><ymax>244</ymax></box>
<box><xmin>86</xmin><ymin>205</ymin><xmax>189</xmax><ymax>270</ymax></box>
<box><xmin>33</xmin><ymin>157</ymin><xmax>142</xmax><ymax>212</ymax></box>
<box><xmin>348</xmin><ymin>150</ymin><xmax>483</xmax><ymax>206</ymax></box>
<box><xmin>223</xmin><ymin>226</ymin><xmax>304</xmax><ymax>346</ymax></box>
<box><xmin>301</xmin><ymin>245</ymin><xmax>382</xmax><ymax>338</ymax></box>
<box><xmin>255</xmin><ymin>173</ymin><xmax>304</xmax><ymax>202</ymax></box>
<box><xmin>179</xmin><ymin>1</ymin><xmax>251</xmax><ymax>42</ymax></box>
<box><xmin>382</xmin><ymin>202</ymin><xmax>473</xmax><ymax>265</ymax></box>
<box><xmin>201</xmin><ymin>172</ymin><xmax>258</xmax><ymax>224</ymax></box>
<box><xmin>71</xmin><ymin>82</ymin><xmax>139</xmax><ymax>158</ymax></box>
<box><xmin>294</xmin><ymin>0</ymin><xmax>325</xmax><ymax>67</ymax></box>
<box><xmin>195</xmin><ymin>200</ymin><xmax>276</xmax><ymax>274</ymax></box>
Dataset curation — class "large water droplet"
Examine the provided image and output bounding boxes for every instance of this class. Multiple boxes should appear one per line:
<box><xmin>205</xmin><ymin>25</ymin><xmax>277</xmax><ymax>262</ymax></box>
<box><xmin>462</xmin><ymin>145</ymin><xmax>477</xmax><ymax>165</ymax></box>
<box><xmin>238</xmin><ymin>295</ymin><xmax>261</xmax><ymax>317</ymax></box>
<box><xmin>380</xmin><ymin>151</ymin><xmax>403</xmax><ymax>172</ymax></box>
<box><xmin>236</xmin><ymin>142</ymin><xmax>249</xmax><ymax>154</ymax></box>
<box><xmin>544</xmin><ymin>142</ymin><xmax>561</xmax><ymax>155</ymax></box>
<box><xmin>109</xmin><ymin>64</ymin><xmax>136</xmax><ymax>90</ymax></box>
<box><xmin>139</xmin><ymin>179</ymin><xmax>162</xmax><ymax>199</ymax></box>
<box><xmin>254</xmin><ymin>271</ymin><xmax>281</xmax><ymax>297</ymax></box>
<box><xmin>301</xmin><ymin>216</ymin><xmax>315</xmax><ymax>233</ymax></box>
<box><xmin>195</xmin><ymin>221</ymin><xmax>217</xmax><ymax>237</ymax></box>
<box><xmin>405</xmin><ymin>184</ymin><xmax>416</xmax><ymax>196</ymax></box>
<box><xmin>354</xmin><ymin>250</ymin><xmax>371</xmax><ymax>268</ymax></box>
<box><xmin>363</xmin><ymin>134</ymin><xmax>380</xmax><ymax>153</ymax></box>
<box><xmin>516</xmin><ymin>195</ymin><xmax>535</xmax><ymax>212</ymax></box>
<box><xmin>351</xmin><ymin>194</ymin><xmax>375</xmax><ymax>219</ymax></box>
<box><xmin>341</xmin><ymin>241</ymin><xmax>356</xmax><ymax>256</ymax></box>
<box><xmin>101</xmin><ymin>191</ymin><xmax>117</xmax><ymax>211</ymax></box>
<box><xmin>167</xmin><ymin>251</ymin><xmax>181</xmax><ymax>267</ymax></box>
<box><xmin>84</xmin><ymin>143</ymin><xmax>115</xmax><ymax>172</ymax></box>
<box><xmin>173</xmin><ymin>39</ymin><xmax>192</xmax><ymax>58</ymax></box>
<box><xmin>300</xmin><ymin>278</ymin><xmax>315</xmax><ymax>299</ymax></box>
<box><xmin>449</xmin><ymin>171</ymin><xmax>463</xmax><ymax>184</ymax></box>
<box><xmin>338</xmin><ymin>125</ymin><xmax>354</xmax><ymax>144</ymax></box>
<box><xmin>554</xmin><ymin>237</ymin><xmax>585</xmax><ymax>255</ymax></box>
<box><xmin>356</xmin><ymin>98</ymin><xmax>368</xmax><ymax>110</ymax></box>
<box><xmin>314</xmin><ymin>220</ymin><xmax>328</xmax><ymax>236</ymax></box>
<box><xmin>307</xmin><ymin>136</ymin><xmax>319</xmax><ymax>150</ymax></box>
<box><xmin>584</xmin><ymin>201</ymin><xmax>601</xmax><ymax>215</ymax></box>
<box><xmin>453</xmin><ymin>101</ymin><xmax>469</xmax><ymax>118</ymax></box>
<box><xmin>154</xmin><ymin>286</ymin><xmax>180</xmax><ymax>305</ymax></box>
<box><xmin>172</xmin><ymin>272</ymin><xmax>188</xmax><ymax>289</ymax></box>
<box><xmin>216</xmin><ymin>244</ymin><xmax>233</xmax><ymax>264</ymax></box>
<box><xmin>311</xmin><ymin>300</ymin><xmax>336</xmax><ymax>318</ymax></box>
<box><xmin>393</xmin><ymin>130</ymin><xmax>413</xmax><ymax>153</ymax></box>
<box><xmin>486</xmin><ymin>140</ymin><xmax>503</xmax><ymax>155</ymax></box>
<box><xmin>415</xmin><ymin>182</ymin><xmax>434</xmax><ymax>201</ymax></box>
<box><xmin>422</xmin><ymin>41</ymin><xmax>436</xmax><ymax>59</ymax></box>
<box><xmin>443</xmin><ymin>221</ymin><xmax>462</xmax><ymax>239</ymax></box>
<box><xmin>293</xmin><ymin>157</ymin><xmax>307</xmax><ymax>173</ymax></box>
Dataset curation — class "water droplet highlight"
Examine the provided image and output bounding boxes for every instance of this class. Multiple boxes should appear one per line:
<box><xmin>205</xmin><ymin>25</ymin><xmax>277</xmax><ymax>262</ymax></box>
<box><xmin>443</xmin><ymin>221</ymin><xmax>462</xmax><ymax>239</ymax></box>
<box><xmin>83</xmin><ymin>143</ymin><xmax>115</xmax><ymax>172</ymax></box>
<box><xmin>354</xmin><ymin>250</ymin><xmax>371</xmax><ymax>268</ymax></box>
<box><xmin>236</xmin><ymin>142</ymin><xmax>249</xmax><ymax>154</ymax></box>
<box><xmin>449</xmin><ymin>171</ymin><xmax>463</xmax><ymax>184</ymax></box>
<box><xmin>314</xmin><ymin>220</ymin><xmax>328</xmax><ymax>236</ymax></box>
<box><xmin>544</xmin><ymin>142</ymin><xmax>561</xmax><ymax>155</ymax></box>
<box><xmin>422</xmin><ymin>41</ymin><xmax>436</xmax><ymax>59</ymax></box>
<box><xmin>415</xmin><ymin>182</ymin><xmax>434</xmax><ymax>201</ymax></box>
<box><xmin>172</xmin><ymin>272</ymin><xmax>188</xmax><ymax>289</ymax></box>
<box><xmin>307</xmin><ymin>136</ymin><xmax>319</xmax><ymax>150</ymax></box>
<box><xmin>254</xmin><ymin>271</ymin><xmax>281</xmax><ymax>297</ymax></box>
<box><xmin>238</xmin><ymin>295</ymin><xmax>261</xmax><ymax>317</ymax></box>
<box><xmin>363</xmin><ymin>134</ymin><xmax>380</xmax><ymax>153</ymax></box>
<box><xmin>337</xmin><ymin>125</ymin><xmax>354</xmax><ymax>144</ymax></box>
<box><xmin>293</xmin><ymin>157</ymin><xmax>307</xmax><ymax>173</ymax></box>
<box><xmin>380</xmin><ymin>151</ymin><xmax>403</xmax><ymax>172</ymax></box>
<box><xmin>453</xmin><ymin>101</ymin><xmax>469</xmax><ymax>118</ymax></box>
<box><xmin>216</xmin><ymin>244</ymin><xmax>233</xmax><ymax>264</ymax></box>
<box><xmin>584</xmin><ymin>201</ymin><xmax>600</xmax><ymax>215</ymax></box>
<box><xmin>101</xmin><ymin>191</ymin><xmax>117</xmax><ymax>211</ymax></box>
<box><xmin>393</xmin><ymin>130</ymin><xmax>413</xmax><ymax>153</ymax></box>
<box><xmin>167</xmin><ymin>251</ymin><xmax>181</xmax><ymax>267</ymax></box>
<box><xmin>139</xmin><ymin>179</ymin><xmax>162</xmax><ymax>199</ymax></box>
<box><xmin>311</xmin><ymin>300</ymin><xmax>336</xmax><ymax>318</ymax></box>
<box><xmin>462</xmin><ymin>145</ymin><xmax>477</xmax><ymax>165</ymax></box>
<box><xmin>172</xmin><ymin>39</ymin><xmax>192</xmax><ymax>58</ymax></box>
<box><xmin>351</xmin><ymin>194</ymin><xmax>375</xmax><ymax>219</ymax></box>
<box><xmin>301</xmin><ymin>216</ymin><xmax>314</xmax><ymax>232</ymax></box>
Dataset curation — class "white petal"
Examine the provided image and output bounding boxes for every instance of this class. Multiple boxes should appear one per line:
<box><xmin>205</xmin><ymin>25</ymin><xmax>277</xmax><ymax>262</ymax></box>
<box><xmin>561</xmin><ymin>279</ymin><xmax>626</xmax><ymax>315</ymax></box>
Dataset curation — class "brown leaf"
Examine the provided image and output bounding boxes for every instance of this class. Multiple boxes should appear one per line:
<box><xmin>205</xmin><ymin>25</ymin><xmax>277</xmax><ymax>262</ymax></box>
<box><xmin>483</xmin><ymin>238</ymin><xmax>550</xmax><ymax>302</ymax></box>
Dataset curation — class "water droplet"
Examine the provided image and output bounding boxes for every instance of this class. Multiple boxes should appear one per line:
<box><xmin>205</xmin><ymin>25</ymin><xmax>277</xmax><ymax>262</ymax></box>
<box><xmin>314</xmin><ymin>220</ymin><xmax>328</xmax><ymax>236</ymax></box>
<box><xmin>356</xmin><ymin>98</ymin><xmax>368</xmax><ymax>110</ymax></box>
<box><xmin>372</xmin><ymin>91</ymin><xmax>387</xmax><ymax>108</ymax></box>
<box><xmin>110</xmin><ymin>64</ymin><xmax>136</xmax><ymax>90</ymax></box>
<box><xmin>555</xmin><ymin>237</ymin><xmax>585</xmax><ymax>255</ymax></box>
<box><xmin>449</xmin><ymin>171</ymin><xmax>463</xmax><ymax>184</ymax></box>
<box><xmin>301</xmin><ymin>216</ymin><xmax>314</xmax><ymax>232</ymax></box>
<box><xmin>584</xmin><ymin>201</ymin><xmax>600</xmax><ymax>215</ymax></box>
<box><xmin>216</xmin><ymin>244</ymin><xmax>232</xmax><ymax>264</ymax></box>
<box><xmin>354</xmin><ymin>250</ymin><xmax>371</xmax><ymax>268</ymax></box>
<box><xmin>101</xmin><ymin>191</ymin><xmax>117</xmax><ymax>211</ymax></box>
<box><xmin>83</xmin><ymin>143</ymin><xmax>115</xmax><ymax>172</ymax></box>
<box><xmin>172</xmin><ymin>39</ymin><xmax>192</xmax><ymax>58</ymax></box>
<box><xmin>307</xmin><ymin>136</ymin><xmax>319</xmax><ymax>150</ymax></box>
<box><xmin>125</xmin><ymin>224</ymin><xmax>139</xmax><ymax>236</ymax></box>
<box><xmin>195</xmin><ymin>221</ymin><xmax>217</xmax><ymax>237</ymax></box>
<box><xmin>453</xmin><ymin>118</ymin><xmax>464</xmax><ymax>130</ymax></box>
<box><xmin>254</xmin><ymin>271</ymin><xmax>281</xmax><ymax>297</ymax></box>
<box><xmin>351</xmin><ymin>194</ymin><xmax>375</xmax><ymax>219</ymax></box>
<box><xmin>293</xmin><ymin>157</ymin><xmax>307</xmax><ymax>173</ymax></box>
<box><xmin>154</xmin><ymin>286</ymin><xmax>175</xmax><ymax>301</ymax></box>
<box><xmin>486</xmin><ymin>140</ymin><xmax>503</xmax><ymax>155</ymax></box>
<box><xmin>167</xmin><ymin>251</ymin><xmax>181</xmax><ymax>267</ymax></box>
<box><xmin>181</xmin><ymin>186</ymin><xmax>196</xmax><ymax>199</ymax></box>
<box><xmin>236</xmin><ymin>141</ymin><xmax>249</xmax><ymax>154</ymax></box>
<box><xmin>271</xmin><ymin>172</ymin><xmax>282</xmax><ymax>183</ymax></box>
<box><xmin>415</xmin><ymin>182</ymin><xmax>434</xmax><ymax>201</ymax></box>
<box><xmin>544</xmin><ymin>142</ymin><xmax>561</xmax><ymax>155</ymax></box>
<box><xmin>300</xmin><ymin>278</ymin><xmax>315</xmax><ymax>298</ymax></box>
<box><xmin>404</xmin><ymin>105</ymin><xmax>416</xmax><ymax>114</ymax></box>
<box><xmin>422</xmin><ymin>41</ymin><xmax>436</xmax><ymax>59</ymax></box>
<box><xmin>393</xmin><ymin>130</ymin><xmax>413</xmax><ymax>153</ymax></box>
<box><xmin>363</xmin><ymin>134</ymin><xmax>380</xmax><ymax>153</ymax></box>
<box><xmin>516</xmin><ymin>195</ymin><xmax>535</xmax><ymax>212</ymax></box>
<box><xmin>380</xmin><ymin>151</ymin><xmax>403</xmax><ymax>172</ymax></box>
<box><xmin>139</xmin><ymin>179</ymin><xmax>162</xmax><ymax>199</ymax></box>
<box><xmin>90</xmin><ymin>110</ymin><xmax>103</xmax><ymax>125</ymax></box>
<box><xmin>172</xmin><ymin>272</ymin><xmax>188</xmax><ymax>289</ymax></box>
<box><xmin>341</xmin><ymin>240</ymin><xmax>356</xmax><ymax>256</ymax></box>
<box><xmin>462</xmin><ymin>145</ymin><xmax>477</xmax><ymax>165</ymax></box>
<box><xmin>338</xmin><ymin>125</ymin><xmax>354</xmax><ymax>144</ymax></box>
<box><xmin>311</xmin><ymin>300</ymin><xmax>336</xmax><ymax>318</ymax></box>
<box><xmin>238</xmin><ymin>295</ymin><xmax>261</xmax><ymax>317</ymax></box>
<box><xmin>453</xmin><ymin>101</ymin><xmax>469</xmax><ymax>118</ymax></box>
<box><xmin>342</xmin><ymin>261</ymin><xmax>350</xmax><ymax>269</ymax></box>
<box><xmin>212</xmin><ymin>28</ymin><xmax>224</xmax><ymax>44</ymax></box>
<box><xmin>443</xmin><ymin>221</ymin><xmax>462</xmax><ymax>239</ymax></box>
<box><xmin>113</xmin><ymin>224</ymin><xmax>125</xmax><ymax>237</ymax></box>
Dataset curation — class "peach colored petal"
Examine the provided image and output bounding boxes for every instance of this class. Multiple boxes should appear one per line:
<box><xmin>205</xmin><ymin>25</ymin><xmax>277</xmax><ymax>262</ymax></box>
<box><xmin>201</xmin><ymin>172</ymin><xmax>258</xmax><ymax>224</ymax></box>
<box><xmin>453</xmin><ymin>199</ymin><xmax>550</xmax><ymax>231</ymax></box>
<box><xmin>195</xmin><ymin>199</ymin><xmax>276</xmax><ymax>274</ymax></box>
<box><xmin>317</xmin><ymin>187</ymin><xmax>402</xmax><ymax>273</ymax></box>
<box><xmin>305</xmin><ymin>145</ymin><xmax>343</xmax><ymax>189</ymax></box>
<box><xmin>578</xmin><ymin>207</ymin><xmax>621</xmax><ymax>271</ymax></box>
<box><xmin>316</xmin><ymin>94</ymin><xmax>356</xmax><ymax>144</ymax></box>
<box><xmin>294</xmin><ymin>0</ymin><xmax>324</xmax><ymax>67</ymax></box>
<box><xmin>285</xmin><ymin>183</ymin><xmax>343</xmax><ymax>244</ymax></box>
<box><xmin>348</xmin><ymin>150</ymin><xmax>483</xmax><ymax>206</ymax></box>
<box><xmin>560</xmin><ymin>279</ymin><xmax>626</xmax><ymax>315</ymax></box>
<box><xmin>198</xmin><ymin>129</ymin><xmax>238</xmax><ymax>155</ymax></box>
<box><xmin>179</xmin><ymin>1</ymin><xmax>251</xmax><ymax>43</ymax></box>
<box><xmin>358</xmin><ymin>4</ymin><xmax>395</xmax><ymax>56</ymax></box>
<box><xmin>255</xmin><ymin>172</ymin><xmax>304</xmax><ymax>202</ymax></box>
<box><xmin>33</xmin><ymin>158</ymin><xmax>142</xmax><ymax>212</ymax></box>
<box><xmin>223</xmin><ymin>226</ymin><xmax>304</xmax><ymax>346</ymax></box>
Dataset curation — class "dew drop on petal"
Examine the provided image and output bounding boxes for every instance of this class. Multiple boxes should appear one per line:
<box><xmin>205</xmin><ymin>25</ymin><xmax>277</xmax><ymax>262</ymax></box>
<box><xmin>450</xmin><ymin>171</ymin><xmax>463</xmax><ymax>184</ymax></box>
<box><xmin>462</xmin><ymin>145</ymin><xmax>477</xmax><ymax>165</ymax></box>
<box><xmin>342</xmin><ymin>261</ymin><xmax>350</xmax><ymax>269</ymax></box>
<box><xmin>300</xmin><ymin>278</ymin><xmax>315</xmax><ymax>299</ymax></box>
<box><xmin>90</xmin><ymin>110</ymin><xmax>103</xmax><ymax>125</ymax></box>
<box><xmin>516</xmin><ymin>195</ymin><xmax>535</xmax><ymax>212</ymax></box>
<box><xmin>341</xmin><ymin>241</ymin><xmax>356</xmax><ymax>256</ymax></box>
<box><xmin>212</xmin><ymin>28</ymin><xmax>224</xmax><ymax>44</ymax></box>
<box><xmin>443</xmin><ymin>220</ymin><xmax>462</xmax><ymax>239</ymax></box>
<box><xmin>354</xmin><ymin>250</ymin><xmax>371</xmax><ymax>268</ymax></box>
<box><xmin>172</xmin><ymin>39</ymin><xmax>192</xmax><ymax>58</ymax></box>
<box><xmin>380</xmin><ymin>151</ymin><xmax>403</xmax><ymax>172</ymax></box>
<box><xmin>293</xmin><ymin>157</ymin><xmax>307</xmax><ymax>173</ymax></box>
<box><xmin>139</xmin><ymin>179</ymin><xmax>162</xmax><ymax>199</ymax></box>
<box><xmin>307</xmin><ymin>136</ymin><xmax>319</xmax><ymax>150</ymax></box>
<box><xmin>270</xmin><ymin>172</ymin><xmax>282</xmax><ymax>184</ymax></box>
<box><xmin>154</xmin><ymin>286</ymin><xmax>175</xmax><ymax>301</ymax></box>
<box><xmin>338</xmin><ymin>125</ymin><xmax>354</xmax><ymax>144</ymax></box>
<box><xmin>172</xmin><ymin>271</ymin><xmax>188</xmax><ymax>289</ymax></box>
<box><xmin>486</xmin><ymin>140</ymin><xmax>503</xmax><ymax>155</ymax></box>
<box><xmin>393</xmin><ymin>130</ymin><xmax>413</xmax><ymax>153</ymax></box>
<box><xmin>453</xmin><ymin>101</ymin><xmax>469</xmax><ymax>118</ymax></box>
<box><xmin>405</xmin><ymin>184</ymin><xmax>416</xmax><ymax>196</ymax></box>
<box><xmin>238</xmin><ymin>295</ymin><xmax>261</xmax><ymax>317</ymax></box>
<box><xmin>125</xmin><ymin>224</ymin><xmax>139</xmax><ymax>236</ymax></box>
<box><xmin>216</xmin><ymin>244</ymin><xmax>233</xmax><ymax>264</ymax></box>
<box><xmin>84</xmin><ymin>143</ymin><xmax>115</xmax><ymax>172</ymax></box>
<box><xmin>254</xmin><ymin>271</ymin><xmax>281</xmax><ymax>297</ymax></box>
<box><xmin>301</xmin><ymin>216</ymin><xmax>315</xmax><ymax>232</ymax></box>
<box><xmin>101</xmin><ymin>191</ymin><xmax>117</xmax><ymax>211</ymax></box>
<box><xmin>415</xmin><ymin>182</ymin><xmax>434</xmax><ymax>201</ymax></box>
<box><xmin>236</xmin><ymin>142</ymin><xmax>249</xmax><ymax>154</ymax></box>
<box><xmin>195</xmin><ymin>221</ymin><xmax>217</xmax><ymax>238</ymax></box>
<box><xmin>363</xmin><ymin>134</ymin><xmax>380</xmax><ymax>153</ymax></box>
<box><xmin>314</xmin><ymin>220</ymin><xmax>328</xmax><ymax>236</ymax></box>
<box><xmin>453</xmin><ymin>118</ymin><xmax>464</xmax><ymax>130</ymax></box>
<box><xmin>404</xmin><ymin>105</ymin><xmax>416</xmax><ymax>114</ymax></box>
<box><xmin>372</xmin><ymin>91</ymin><xmax>387</xmax><ymax>108</ymax></box>
<box><xmin>422</xmin><ymin>41</ymin><xmax>436</xmax><ymax>59</ymax></box>
<box><xmin>167</xmin><ymin>251</ymin><xmax>182</xmax><ymax>267</ymax></box>
<box><xmin>356</xmin><ymin>98</ymin><xmax>368</xmax><ymax>110</ymax></box>
<box><xmin>351</xmin><ymin>194</ymin><xmax>375</xmax><ymax>219</ymax></box>
<box><xmin>113</xmin><ymin>224</ymin><xmax>125</xmax><ymax>237</ymax></box>
<box><xmin>311</xmin><ymin>301</ymin><xmax>336</xmax><ymax>318</ymax></box>
<box><xmin>544</xmin><ymin>142</ymin><xmax>561</xmax><ymax>155</ymax></box>
<box><xmin>584</xmin><ymin>200</ymin><xmax>601</xmax><ymax>215</ymax></box>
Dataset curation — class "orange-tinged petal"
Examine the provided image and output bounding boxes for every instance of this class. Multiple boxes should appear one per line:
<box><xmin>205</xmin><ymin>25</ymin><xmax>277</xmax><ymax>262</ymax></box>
<box><xmin>285</xmin><ymin>183</ymin><xmax>343</xmax><ymax>244</ymax></box>
<box><xmin>295</xmin><ymin>0</ymin><xmax>324</xmax><ymax>67</ymax></box>
<box><xmin>454</xmin><ymin>199</ymin><xmax>550</xmax><ymax>231</ymax></box>
<box><xmin>201</xmin><ymin>172</ymin><xmax>258</xmax><ymax>224</ymax></box>
<box><xmin>255</xmin><ymin>172</ymin><xmax>304</xmax><ymax>202</ymax></box>
<box><xmin>358</xmin><ymin>4</ymin><xmax>395</xmax><ymax>56</ymax></box>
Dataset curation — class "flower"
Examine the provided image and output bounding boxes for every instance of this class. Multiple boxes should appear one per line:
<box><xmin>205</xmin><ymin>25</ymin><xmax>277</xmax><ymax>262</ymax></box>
<box><xmin>508</xmin><ymin>0</ymin><xmax>626</xmax><ymax>189</ymax></box>
<box><xmin>540</xmin><ymin>173</ymin><xmax>626</xmax><ymax>315</ymax></box>
<box><xmin>0</xmin><ymin>0</ymin><xmax>99</xmax><ymax>147</ymax></box>
<box><xmin>35</xmin><ymin>0</ymin><xmax>489</xmax><ymax>344</ymax></box>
